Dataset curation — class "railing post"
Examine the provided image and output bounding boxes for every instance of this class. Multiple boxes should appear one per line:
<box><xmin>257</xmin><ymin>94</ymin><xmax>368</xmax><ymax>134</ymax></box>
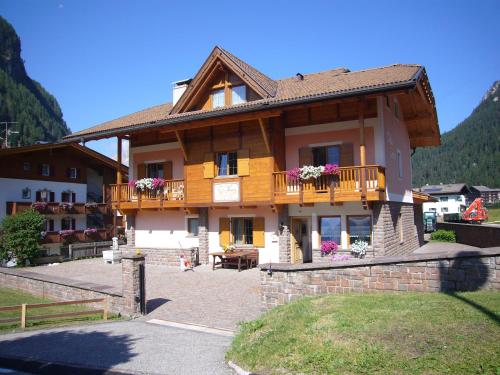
<box><xmin>299</xmin><ymin>181</ymin><xmax>304</xmax><ymax>206</ymax></box>
<box><xmin>69</xmin><ymin>244</ymin><xmax>73</xmax><ymax>260</ymax></box>
<box><xmin>21</xmin><ymin>304</ymin><xmax>26</xmax><ymax>329</ymax></box>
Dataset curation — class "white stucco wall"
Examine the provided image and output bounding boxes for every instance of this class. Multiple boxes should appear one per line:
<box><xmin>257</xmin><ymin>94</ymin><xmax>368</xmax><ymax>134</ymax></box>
<box><xmin>0</xmin><ymin>178</ymin><xmax>87</xmax><ymax>222</ymax></box>
<box><xmin>289</xmin><ymin>202</ymin><xmax>373</xmax><ymax>250</ymax></box>
<box><xmin>423</xmin><ymin>194</ymin><xmax>467</xmax><ymax>217</ymax></box>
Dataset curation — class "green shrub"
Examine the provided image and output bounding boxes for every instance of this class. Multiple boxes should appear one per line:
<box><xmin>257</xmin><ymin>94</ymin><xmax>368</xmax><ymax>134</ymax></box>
<box><xmin>1</xmin><ymin>209</ymin><xmax>45</xmax><ymax>265</ymax></box>
<box><xmin>431</xmin><ymin>229</ymin><xmax>456</xmax><ymax>242</ymax></box>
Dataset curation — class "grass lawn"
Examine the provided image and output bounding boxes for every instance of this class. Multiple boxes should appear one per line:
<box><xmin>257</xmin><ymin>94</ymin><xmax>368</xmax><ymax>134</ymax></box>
<box><xmin>227</xmin><ymin>292</ymin><xmax>500</xmax><ymax>374</ymax></box>
<box><xmin>487</xmin><ymin>207</ymin><xmax>500</xmax><ymax>223</ymax></box>
<box><xmin>0</xmin><ymin>287</ymin><xmax>119</xmax><ymax>333</ymax></box>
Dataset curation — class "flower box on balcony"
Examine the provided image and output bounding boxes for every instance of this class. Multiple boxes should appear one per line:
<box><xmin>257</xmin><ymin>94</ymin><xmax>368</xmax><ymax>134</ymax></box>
<box><xmin>59</xmin><ymin>202</ymin><xmax>74</xmax><ymax>212</ymax></box>
<box><xmin>32</xmin><ymin>202</ymin><xmax>48</xmax><ymax>213</ymax></box>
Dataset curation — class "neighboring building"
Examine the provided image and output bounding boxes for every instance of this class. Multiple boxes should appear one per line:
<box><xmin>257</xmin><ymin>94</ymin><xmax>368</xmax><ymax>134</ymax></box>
<box><xmin>0</xmin><ymin>143</ymin><xmax>128</xmax><ymax>254</ymax></box>
<box><xmin>63</xmin><ymin>46</ymin><xmax>440</xmax><ymax>265</ymax></box>
<box><xmin>468</xmin><ymin>186</ymin><xmax>500</xmax><ymax>205</ymax></box>
<box><xmin>420</xmin><ymin>183</ymin><xmax>469</xmax><ymax>218</ymax></box>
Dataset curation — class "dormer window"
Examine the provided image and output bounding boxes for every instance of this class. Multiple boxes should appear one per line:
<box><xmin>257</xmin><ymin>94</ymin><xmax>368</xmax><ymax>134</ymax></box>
<box><xmin>211</xmin><ymin>89</ymin><xmax>225</xmax><ymax>108</ymax></box>
<box><xmin>232</xmin><ymin>85</ymin><xmax>246</xmax><ymax>105</ymax></box>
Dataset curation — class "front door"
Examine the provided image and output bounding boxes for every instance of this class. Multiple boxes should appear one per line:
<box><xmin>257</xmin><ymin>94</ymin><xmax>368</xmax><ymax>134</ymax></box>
<box><xmin>291</xmin><ymin>218</ymin><xmax>311</xmax><ymax>263</ymax></box>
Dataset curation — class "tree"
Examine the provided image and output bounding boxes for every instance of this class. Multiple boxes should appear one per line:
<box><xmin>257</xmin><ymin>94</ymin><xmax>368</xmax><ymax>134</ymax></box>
<box><xmin>0</xmin><ymin>209</ymin><xmax>45</xmax><ymax>265</ymax></box>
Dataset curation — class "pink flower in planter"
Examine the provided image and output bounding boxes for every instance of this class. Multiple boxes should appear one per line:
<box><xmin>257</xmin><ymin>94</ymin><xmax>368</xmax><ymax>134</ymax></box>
<box><xmin>286</xmin><ymin>167</ymin><xmax>301</xmax><ymax>181</ymax></box>
<box><xmin>58</xmin><ymin>229</ymin><xmax>75</xmax><ymax>238</ymax></box>
<box><xmin>332</xmin><ymin>254</ymin><xmax>351</xmax><ymax>262</ymax></box>
<box><xmin>84</xmin><ymin>228</ymin><xmax>98</xmax><ymax>236</ymax></box>
<box><xmin>128</xmin><ymin>179</ymin><xmax>137</xmax><ymax>188</ymax></box>
<box><xmin>320</xmin><ymin>240</ymin><xmax>338</xmax><ymax>256</ymax></box>
<box><xmin>324</xmin><ymin>164</ymin><xmax>340</xmax><ymax>175</ymax></box>
<box><xmin>32</xmin><ymin>202</ymin><xmax>47</xmax><ymax>212</ymax></box>
<box><xmin>152</xmin><ymin>178</ymin><xmax>165</xmax><ymax>190</ymax></box>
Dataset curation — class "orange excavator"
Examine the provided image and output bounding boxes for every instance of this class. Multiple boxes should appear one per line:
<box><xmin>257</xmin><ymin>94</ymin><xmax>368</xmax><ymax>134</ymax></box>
<box><xmin>461</xmin><ymin>198</ymin><xmax>488</xmax><ymax>224</ymax></box>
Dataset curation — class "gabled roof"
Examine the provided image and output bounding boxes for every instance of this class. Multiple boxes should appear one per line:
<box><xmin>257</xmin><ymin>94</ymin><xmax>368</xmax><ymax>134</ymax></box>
<box><xmin>420</xmin><ymin>183</ymin><xmax>469</xmax><ymax>195</ymax></box>
<box><xmin>171</xmin><ymin>46</ymin><xmax>277</xmax><ymax>114</ymax></box>
<box><xmin>0</xmin><ymin>143</ymin><xmax>128</xmax><ymax>173</ymax></box>
<box><xmin>472</xmin><ymin>185</ymin><xmax>500</xmax><ymax>192</ymax></box>
<box><xmin>64</xmin><ymin>46</ymin><xmax>438</xmax><ymax>145</ymax></box>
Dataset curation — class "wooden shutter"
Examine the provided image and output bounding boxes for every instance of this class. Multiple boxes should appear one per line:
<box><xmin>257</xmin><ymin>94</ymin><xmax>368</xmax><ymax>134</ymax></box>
<box><xmin>76</xmin><ymin>168</ymin><xmax>81</xmax><ymax>179</ymax></box>
<box><xmin>163</xmin><ymin>161</ymin><xmax>173</xmax><ymax>180</ymax></box>
<box><xmin>71</xmin><ymin>192</ymin><xmax>76</xmax><ymax>203</ymax></box>
<box><xmin>253</xmin><ymin>217</ymin><xmax>265</xmax><ymax>248</ymax></box>
<box><xmin>66</xmin><ymin>168</ymin><xmax>71</xmax><ymax>178</ymax></box>
<box><xmin>49</xmin><ymin>219</ymin><xmax>54</xmax><ymax>232</ymax></box>
<box><xmin>137</xmin><ymin>163</ymin><xmax>146</xmax><ymax>179</ymax></box>
<box><xmin>35</xmin><ymin>191</ymin><xmax>41</xmax><ymax>201</ymax></box>
<box><xmin>340</xmin><ymin>143</ymin><xmax>354</xmax><ymax>167</ymax></box>
<box><xmin>237</xmin><ymin>149</ymin><xmax>250</xmax><ymax>176</ymax></box>
<box><xmin>203</xmin><ymin>152</ymin><xmax>215</xmax><ymax>179</ymax></box>
<box><xmin>49</xmin><ymin>192</ymin><xmax>55</xmax><ymax>202</ymax></box>
<box><xmin>50</xmin><ymin>165</ymin><xmax>55</xmax><ymax>177</ymax></box>
<box><xmin>219</xmin><ymin>217</ymin><xmax>230</xmax><ymax>247</ymax></box>
<box><xmin>71</xmin><ymin>218</ymin><xmax>76</xmax><ymax>230</ymax></box>
<box><xmin>299</xmin><ymin>147</ymin><xmax>313</xmax><ymax>167</ymax></box>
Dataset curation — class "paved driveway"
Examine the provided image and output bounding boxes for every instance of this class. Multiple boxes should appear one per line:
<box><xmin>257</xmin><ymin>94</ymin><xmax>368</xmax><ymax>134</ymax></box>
<box><xmin>17</xmin><ymin>259</ymin><xmax>262</xmax><ymax>331</ymax></box>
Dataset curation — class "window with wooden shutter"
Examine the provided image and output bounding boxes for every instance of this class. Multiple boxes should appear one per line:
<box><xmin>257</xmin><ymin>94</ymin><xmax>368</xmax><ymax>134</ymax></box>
<box><xmin>219</xmin><ymin>217</ymin><xmax>230</xmax><ymax>247</ymax></box>
<box><xmin>49</xmin><ymin>192</ymin><xmax>55</xmax><ymax>202</ymax></box>
<box><xmin>203</xmin><ymin>152</ymin><xmax>215</xmax><ymax>179</ymax></box>
<box><xmin>298</xmin><ymin>147</ymin><xmax>313</xmax><ymax>167</ymax></box>
<box><xmin>71</xmin><ymin>218</ymin><xmax>76</xmax><ymax>230</ymax></box>
<box><xmin>163</xmin><ymin>161</ymin><xmax>173</xmax><ymax>180</ymax></box>
<box><xmin>137</xmin><ymin>163</ymin><xmax>146</xmax><ymax>179</ymax></box>
<box><xmin>253</xmin><ymin>217</ymin><xmax>265</xmax><ymax>248</ymax></box>
<box><xmin>340</xmin><ymin>143</ymin><xmax>354</xmax><ymax>167</ymax></box>
<box><xmin>237</xmin><ymin>149</ymin><xmax>250</xmax><ymax>176</ymax></box>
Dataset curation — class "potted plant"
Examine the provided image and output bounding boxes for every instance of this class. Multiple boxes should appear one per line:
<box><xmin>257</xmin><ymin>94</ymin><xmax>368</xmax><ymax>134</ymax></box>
<box><xmin>320</xmin><ymin>240</ymin><xmax>338</xmax><ymax>256</ymax></box>
<box><xmin>350</xmin><ymin>240</ymin><xmax>368</xmax><ymax>258</ymax></box>
<box><xmin>32</xmin><ymin>201</ymin><xmax>47</xmax><ymax>213</ymax></box>
<box><xmin>84</xmin><ymin>227</ymin><xmax>98</xmax><ymax>237</ymax></box>
<box><xmin>223</xmin><ymin>244</ymin><xmax>236</xmax><ymax>253</ymax></box>
<box><xmin>59</xmin><ymin>202</ymin><xmax>74</xmax><ymax>212</ymax></box>
<box><xmin>85</xmin><ymin>202</ymin><xmax>98</xmax><ymax>210</ymax></box>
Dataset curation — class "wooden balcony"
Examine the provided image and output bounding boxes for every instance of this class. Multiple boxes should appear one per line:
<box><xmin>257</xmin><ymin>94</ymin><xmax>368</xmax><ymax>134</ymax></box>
<box><xmin>6</xmin><ymin>202</ymin><xmax>110</xmax><ymax>216</ymax></box>
<box><xmin>273</xmin><ymin>165</ymin><xmax>386</xmax><ymax>205</ymax></box>
<box><xmin>111</xmin><ymin>179</ymin><xmax>185</xmax><ymax>210</ymax></box>
<box><xmin>40</xmin><ymin>229</ymin><xmax>110</xmax><ymax>244</ymax></box>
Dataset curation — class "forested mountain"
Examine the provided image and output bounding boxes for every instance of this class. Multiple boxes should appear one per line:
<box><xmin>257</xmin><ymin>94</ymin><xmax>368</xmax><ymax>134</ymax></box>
<box><xmin>412</xmin><ymin>81</ymin><xmax>500</xmax><ymax>188</ymax></box>
<box><xmin>0</xmin><ymin>16</ymin><xmax>70</xmax><ymax>147</ymax></box>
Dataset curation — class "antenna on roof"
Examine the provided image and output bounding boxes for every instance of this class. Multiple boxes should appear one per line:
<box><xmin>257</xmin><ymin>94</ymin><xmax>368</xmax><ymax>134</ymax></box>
<box><xmin>296</xmin><ymin>73</ymin><xmax>304</xmax><ymax>81</ymax></box>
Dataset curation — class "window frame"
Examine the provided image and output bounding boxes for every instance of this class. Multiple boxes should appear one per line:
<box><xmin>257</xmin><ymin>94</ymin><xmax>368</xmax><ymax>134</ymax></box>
<box><xmin>318</xmin><ymin>215</ymin><xmax>342</xmax><ymax>248</ymax></box>
<box><xmin>21</xmin><ymin>187</ymin><xmax>31</xmax><ymax>200</ymax></box>
<box><xmin>231</xmin><ymin>217</ymin><xmax>253</xmax><ymax>246</ymax></box>
<box><xmin>69</xmin><ymin>167</ymin><xmax>77</xmax><ymax>179</ymax></box>
<box><xmin>312</xmin><ymin>145</ymin><xmax>341</xmax><ymax>167</ymax></box>
<box><xmin>23</xmin><ymin>162</ymin><xmax>30</xmax><ymax>172</ymax></box>
<box><xmin>187</xmin><ymin>217</ymin><xmax>200</xmax><ymax>237</ymax></box>
<box><xmin>216</xmin><ymin>151</ymin><xmax>238</xmax><ymax>177</ymax></box>
<box><xmin>347</xmin><ymin>215</ymin><xmax>372</xmax><ymax>247</ymax></box>
<box><xmin>231</xmin><ymin>85</ymin><xmax>247</xmax><ymax>105</ymax></box>
<box><xmin>61</xmin><ymin>217</ymin><xmax>75</xmax><ymax>231</ymax></box>
<box><xmin>41</xmin><ymin>164</ymin><xmax>50</xmax><ymax>177</ymax></box>
<box><xmin>211</xmin><ymin>88</ymin><xmax>225</xmax><ymax>109</ymax></box>
<box><xmin>146</xmin><ymin>162</ymin><xmax>164</xmax><ymax>178</ymax></box>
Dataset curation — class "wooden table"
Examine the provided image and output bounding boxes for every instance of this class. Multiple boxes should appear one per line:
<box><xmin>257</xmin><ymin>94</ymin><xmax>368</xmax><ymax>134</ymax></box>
<box><xmin>212</xmin><ymin>250</ymin><xmax>252</xmax><ymax>272</ymax></box>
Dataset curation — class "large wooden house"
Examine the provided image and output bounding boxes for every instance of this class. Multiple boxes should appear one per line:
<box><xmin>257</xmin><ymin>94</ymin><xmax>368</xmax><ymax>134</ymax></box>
<box><xmin>64</xmin><ymin>46</ymin><xmax>439</xmax><ymax>265</ymax></box>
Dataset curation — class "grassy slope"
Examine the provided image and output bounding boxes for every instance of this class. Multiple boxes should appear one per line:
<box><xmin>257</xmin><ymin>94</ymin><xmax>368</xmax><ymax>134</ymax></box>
<box><xmin>227</xmin><ymin>292</ymin><xmax>500</xmax><ymax>374</ymax></box>
<box><xmin>0</xmin><ymin>287</ymin><xmax>116</xmax><ymax>333</ymax></box>
<box><xmin>487</xmin><ymin>207</ymin><xmax>500</xmax><ymax>223</ymax></box>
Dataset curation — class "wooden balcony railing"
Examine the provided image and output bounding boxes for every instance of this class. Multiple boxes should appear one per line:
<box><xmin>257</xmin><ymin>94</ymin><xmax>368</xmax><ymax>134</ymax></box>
<box><xmin>273</xmin><ymin>165</ymin><xmax>385</xmax><ymax>204</ymax></box>
<box><xmin>40</xmin><ymin>229</ymin><xmax>110</xmax><ymax>244</ymax></box>
<box><xmin>6</xmin><ymin>202</ymin><xmax>110</xmax><ymax>216</ymax></box>
<box><xmin>111</xmin><ymin>179</ymin><xmax>185</xmax><ymax>210</ymax></box>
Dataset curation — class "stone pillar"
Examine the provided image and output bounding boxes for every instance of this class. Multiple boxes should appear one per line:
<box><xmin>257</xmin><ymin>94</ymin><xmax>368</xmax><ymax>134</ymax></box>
<box><xmin>198</xmin><ymin>208</ymin><xmax>209</xmax><ymax>265</ymax></box>
<box><xmin>125</xmin><ymin>215</ymin><xmax>136</xmax><ymax>247</ymax></box>
<box><xmin>371</xmin><ymin>201</ymin><xmax>386</xmax><ymax>257</ymax></box>
<box><xmin>121</xmin><ymin>254</ymin><xmax>146</xmax><ymax>316</ymax></box>
<box><xmin>278</xmin><ymin>206</ymin><xmax>291</xmax><ymax>263</ymax></box>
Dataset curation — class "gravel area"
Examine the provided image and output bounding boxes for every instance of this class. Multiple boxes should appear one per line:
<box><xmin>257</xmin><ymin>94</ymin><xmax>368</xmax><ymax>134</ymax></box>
<box><xmin>17</xmin><ymin>258</ymin><xmax>262</xmax><ymax>331</ymax></box>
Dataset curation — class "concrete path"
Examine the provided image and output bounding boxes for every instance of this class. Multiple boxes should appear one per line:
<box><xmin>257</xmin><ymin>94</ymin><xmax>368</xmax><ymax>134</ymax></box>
<box><xmin>0</xmin><ymin>321</ymin><xmax>233</xmax><ymax>375</ymax></box>
<box><xmin>414</xmin><ymin>241</ymin><xmax>479</xmax><ymax>255</ymax></box>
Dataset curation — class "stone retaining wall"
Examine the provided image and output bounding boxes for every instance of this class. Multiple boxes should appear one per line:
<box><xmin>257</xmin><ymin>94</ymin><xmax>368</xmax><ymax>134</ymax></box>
<box><xmin>259</xmin><ymin>248</ymin><xmax>500</xmax><ymax>310</ymax></box>
<box><xmin>0</xmin><ymin>255</ymin><xmax>146</xmax><ymax>317</ymax></box>
<box><xmin>436</xmin><ymin>222</ymin><xmax>500</xmax><ymax>248</ymax></box>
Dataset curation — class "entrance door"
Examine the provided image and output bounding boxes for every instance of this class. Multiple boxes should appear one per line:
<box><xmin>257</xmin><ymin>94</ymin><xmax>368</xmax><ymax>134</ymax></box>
<box><xmin>291</xmin><ymin>218</ymin><xmax>311</xmax><ymax>263</ymax></box>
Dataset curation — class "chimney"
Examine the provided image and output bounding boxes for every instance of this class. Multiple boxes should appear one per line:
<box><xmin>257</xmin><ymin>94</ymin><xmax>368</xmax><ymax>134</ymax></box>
<box><xmin>172</xmin><ymin>78</ymin><xmax>192</xmax><ymax>106</ymax></box>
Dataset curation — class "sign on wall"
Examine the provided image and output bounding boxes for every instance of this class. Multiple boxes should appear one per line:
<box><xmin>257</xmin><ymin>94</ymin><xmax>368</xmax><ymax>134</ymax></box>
<box><xmin>213</xmin><ymin>181</ymin><xmax>240</xmax><ymax>203</ymax></box>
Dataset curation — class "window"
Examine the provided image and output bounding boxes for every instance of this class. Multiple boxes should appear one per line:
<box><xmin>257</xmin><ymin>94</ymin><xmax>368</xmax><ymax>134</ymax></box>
<box><xmin>232</xmin><ymin>85</ymin><xmax>246</xmax><ymax>105</ymax></box>
<box><xmin>44</xmin><ymin>219</ymin><xmax>54</xmax><ymax>232</ymax></box>
<box><xmin>187</xmin><ymin>217</ymin><xmax>199</xmax><ymax>237</ymax></box>
<box><xmin>22</xmin><ymin>187</ymin><xmax>31</xmax><ymax>199</ymax></box>
<box><xmin>216</xmin><ymin>152</ymin><xmax>237</xmax><ymax>176</ymax></box>
<box><xmin>397</xmin><ymin>150</ymin><xmax>403</xmax><ymax>178</ymax></box>
<box><xmin>61</xmin><ymin>191</ymin><xmax>75</xmax><ymax>203</ymax></box>
<box><xmin>319</xmin><ymin>216</ymin><xmax>341</xmax><ymax>246</ymax></box>
<box><xmin>23</xmin><ymin>162</ymin><xmax>30</xmax><ymax>171</ymax></box>
<box><xmin>41</xmin><ymin>164</ymin><xmax>50</xmax><ymax>177</ymax></box>
<box><xmin>231</xmin><ymin>217</ymin><xmax>253</xmax><ymax>245</ymax></box>
<box><xmin>146</xmin><ymin>163</ymin><xmax>164</xmax><ymax>178</ymax></box>
<box><xmin>36</xmin><ymin>189</ymin><xmax>52</xmax><ymax>202</ymax></box>
<box><xmin>386</xmin><ymin>96</ymin><xmax>391</xmax><ymax>108</ymax></box>
<box><xmin>69</xmin><ymin>168</ymin><xmax>77</xmax><ymax>179</ymax></box>
<box><xmin>211</xmin><ymin>88</ymin><xmax>225</xmax><ymax>108</ymax></box>
<box><xmin>429</xmin><ymin>208</ymin><xmax>437</xmax><ymax>212</ymax></box>
<box><xmin>439</xmin><ymin>197</ymin><xmax>448</xmax><ymax>202</ymax></box>
<box><xmin>61</xmin><ymin>217</ymin><xmax>75</xmax><ymax>230</ymax></box>
<box><xmin>312</xmin><ymin>145</ymin><xmax>340</xmax><ymax>167</ymax></box>
<box><xmin>347</xmin><ymin>216</ymin><xmax>372</xmax><ymax>245</ymax></box>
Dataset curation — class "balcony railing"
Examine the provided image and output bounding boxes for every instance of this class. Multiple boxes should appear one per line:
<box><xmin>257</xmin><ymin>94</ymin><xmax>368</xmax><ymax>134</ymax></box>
<box><xmin>6</xmin><ymin>202</ymin><xmax>110</xmax><ymax>216</ymax></box>
<box><xmin>111</xmin><ymin>179</ymin><xmax>185</xmax><ymax>209</ymax></box>
<box><xmin>40</xmin><ymin>229</ymin><xmax>110</xmax><ymax>244</ymax></box>
<box><xmin>273</xmin><ymin>165</ymin><xmax>386</xmax><ymax>204</ymax></box>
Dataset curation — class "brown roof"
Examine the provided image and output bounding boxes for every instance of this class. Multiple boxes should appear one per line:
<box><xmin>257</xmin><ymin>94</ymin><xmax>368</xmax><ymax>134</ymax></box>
<box><xmin>65</xmin><ymin>48</ymin><xmax>428</xmax><ymax>142</ymax></box>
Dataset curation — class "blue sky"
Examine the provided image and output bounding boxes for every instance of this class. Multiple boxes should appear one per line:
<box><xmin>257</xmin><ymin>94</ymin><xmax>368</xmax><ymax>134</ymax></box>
<box><xmin>1</xmin><ymin>0</ymin><xmax>499</xmax><ymax>161</ymax></box>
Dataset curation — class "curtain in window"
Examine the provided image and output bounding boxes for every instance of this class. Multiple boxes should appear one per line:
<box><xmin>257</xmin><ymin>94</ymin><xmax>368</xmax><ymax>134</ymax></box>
<box><xmin>320</xmin><ymin>217</ymin><xmax>341</xmax><ymax>245</ymax></box>
<box><xmin>212</xmin><ymin>89</ymin><xmax>225</xmax><ymax>108</ymax></box>
<box><xmin>218</xmin><ymin>153</ymin><xmax>228</xmax><ymax>176</ymax></box>
<box><xmin>348</xmin><ymin>216</ymin><xmax>371</xmax><ymax>245</ymax></box>
<box><xmin>232</xmin><ymin>86</ymin><xmax>246</xmax><ymax>105</ymax></box>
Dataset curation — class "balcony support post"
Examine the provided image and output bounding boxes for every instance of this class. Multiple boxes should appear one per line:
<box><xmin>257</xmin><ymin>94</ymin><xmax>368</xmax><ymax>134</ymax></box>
<box><xmin>358</xmin><ymin>100</ymin><xmax>367</xmax><ymax>208</ymax></box>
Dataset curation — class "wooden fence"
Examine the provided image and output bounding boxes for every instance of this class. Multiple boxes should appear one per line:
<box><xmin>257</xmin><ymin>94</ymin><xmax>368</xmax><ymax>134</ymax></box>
<box><xmin>61</xmin><ymin>240</ymin><xmax>125</xmax><ymax>260</ymax></box>
<box><xmin>0</xmin><ymin>298</ymin><xmax>108</xmax><ymax>329</ymax></box>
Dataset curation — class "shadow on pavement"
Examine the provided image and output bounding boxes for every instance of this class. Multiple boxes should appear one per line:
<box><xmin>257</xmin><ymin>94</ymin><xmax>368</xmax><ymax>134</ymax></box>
<box><xmin>146</xmin><ymin>298</ymin><xmax>170</xmax><ymax>313</ymax></box>
<box><xmin>0</xmin><ymin>330</ymin><xmax>137</xmax><ymax>374</ymax></box>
